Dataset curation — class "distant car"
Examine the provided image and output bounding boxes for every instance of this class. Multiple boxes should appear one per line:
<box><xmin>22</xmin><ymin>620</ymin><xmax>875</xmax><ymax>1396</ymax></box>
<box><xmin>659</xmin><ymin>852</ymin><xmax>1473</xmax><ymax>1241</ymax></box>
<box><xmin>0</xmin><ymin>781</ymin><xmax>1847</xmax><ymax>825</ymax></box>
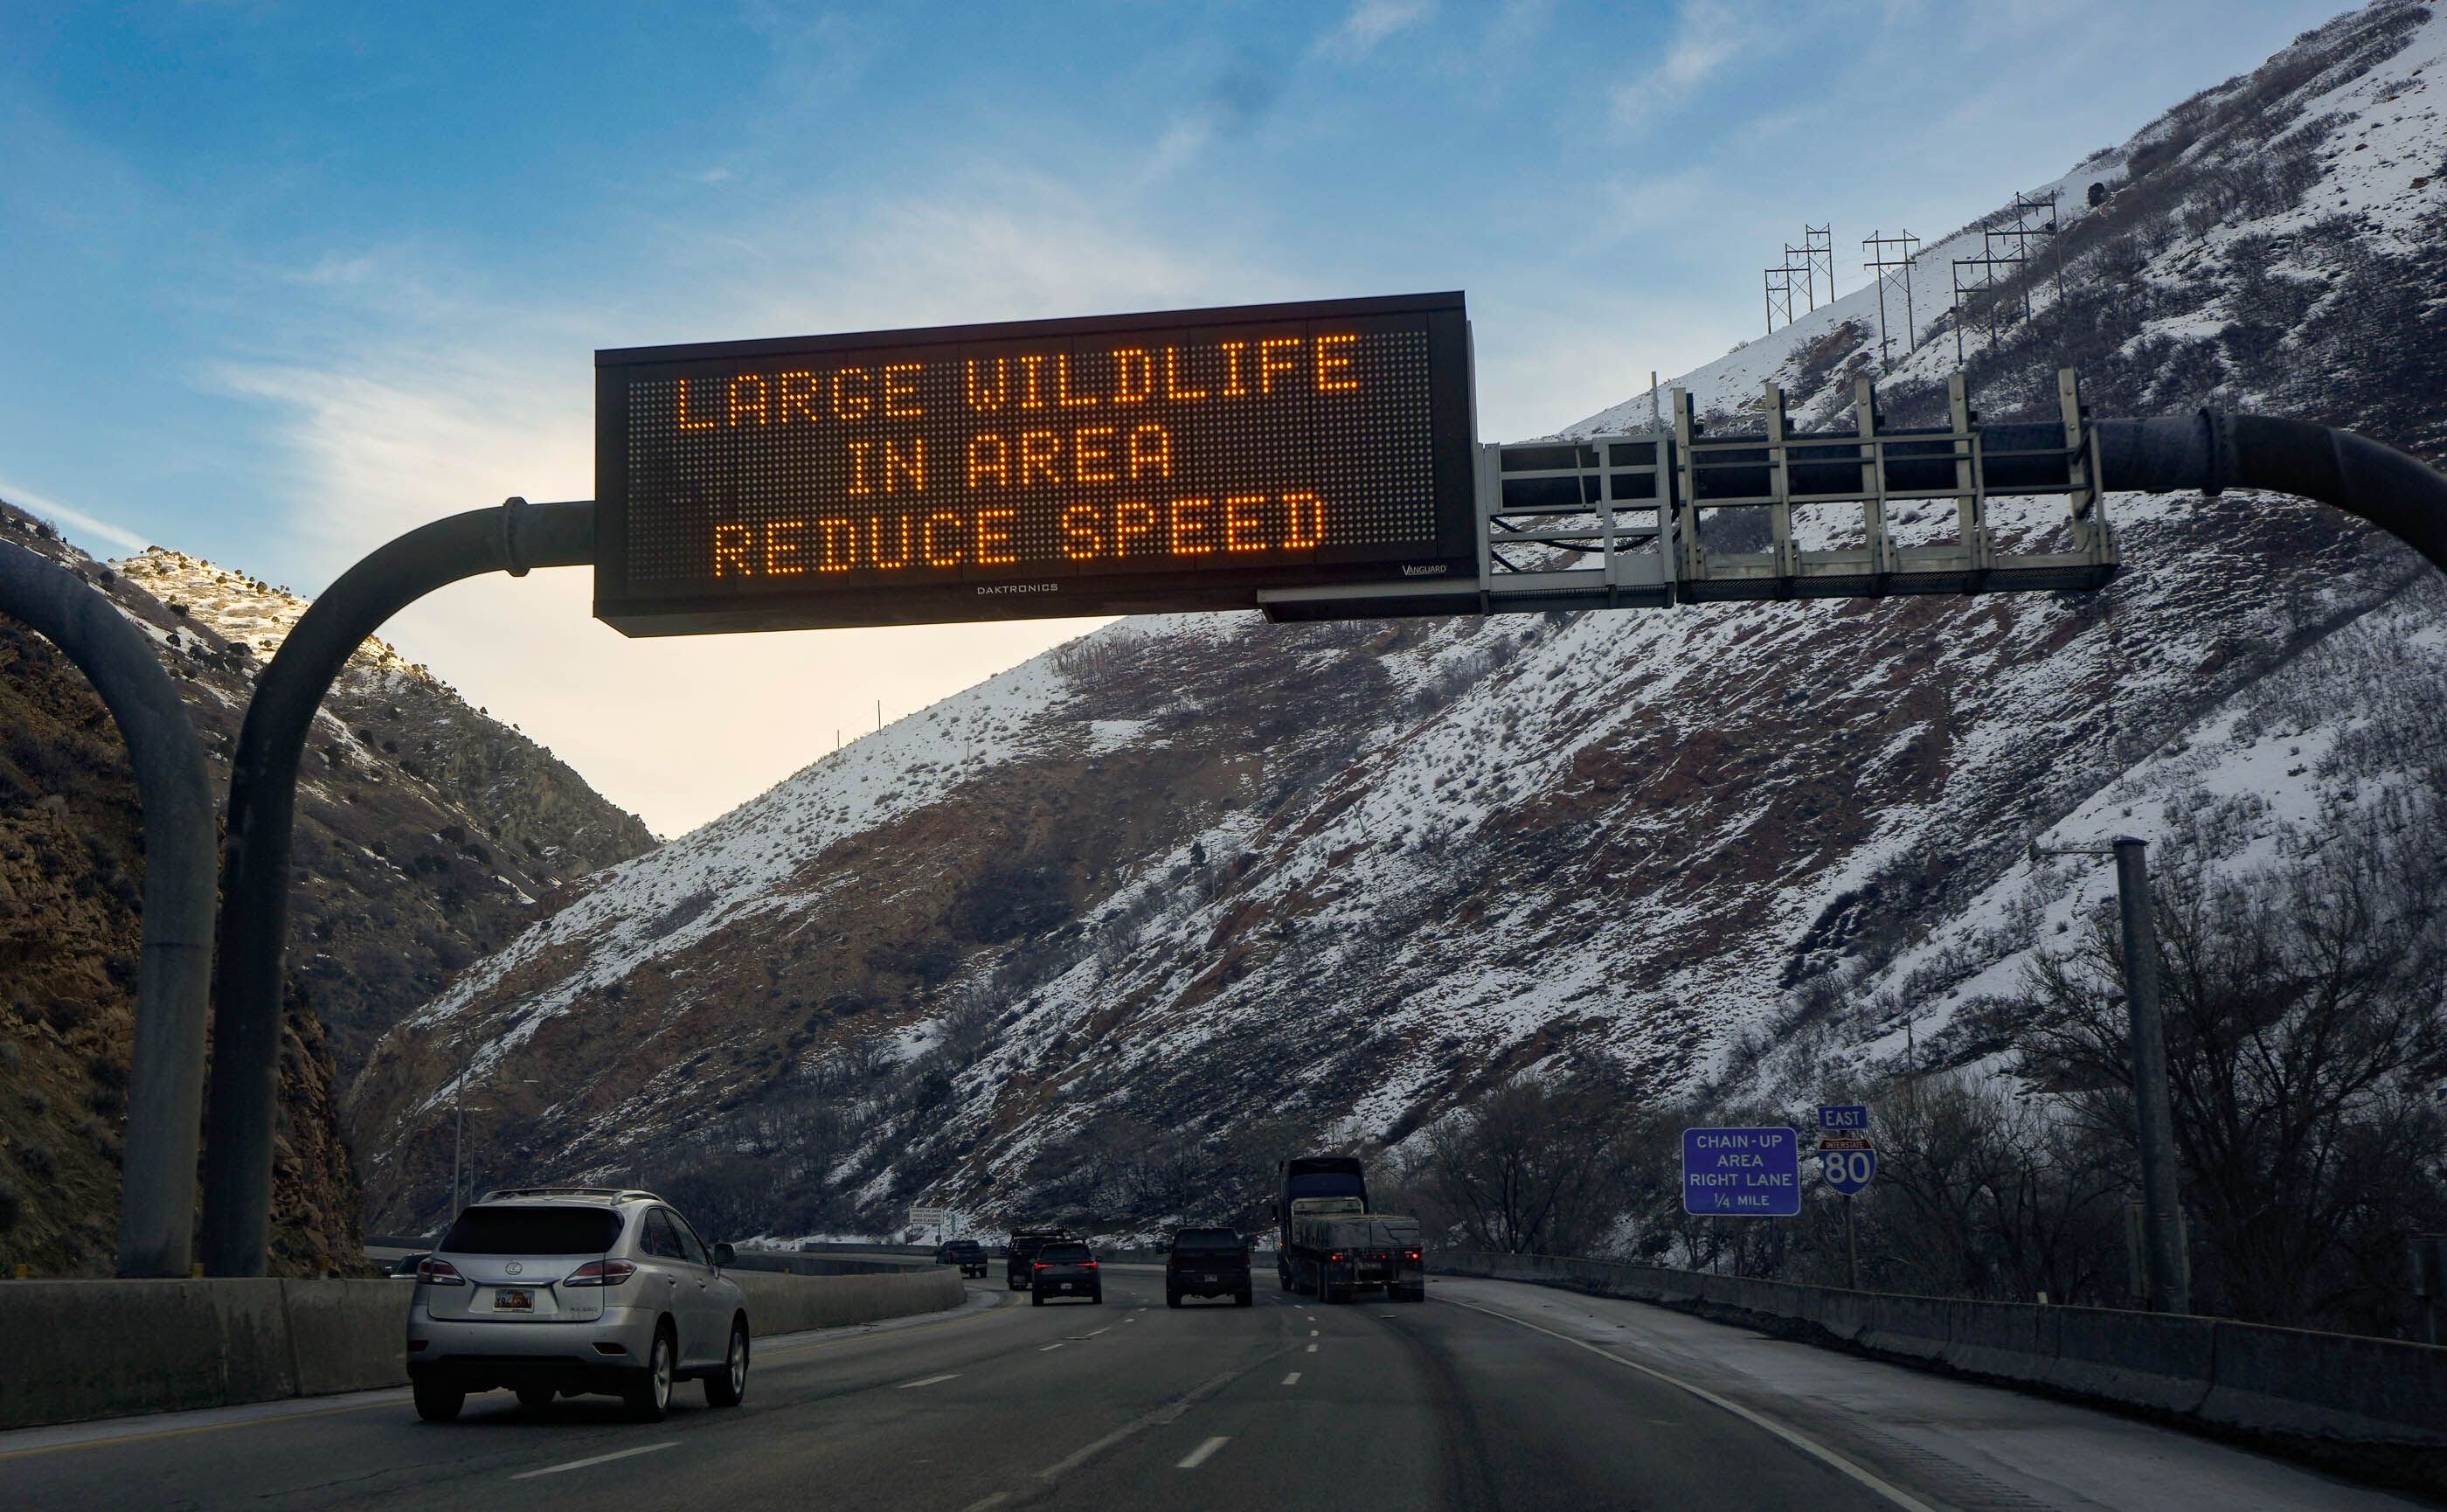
<box><xmin>1006</xmin><ymin>1227</ymin><xmax>1076</xmax><ymax>1290</ymax></box>
<box><xmin>938</xmin><ymin>1238</ymin><xmax>988</xmax><ymax>1278</ymax></box>
<box><xmin>386</xmin><ymin>1252</ymin><xmax>431</xmax><ymax>1280</ymax></box>
<box><xmin>406</xmin><ymin>1187</ymin><xmax>749</xmax><ymax>1425</ymax></box>
<box><xmin>1029</xmin><ymin>1240</ymin><xmax>1102</xmax><ymax>1305</ymax></box>
<box><xmin>1166</xmin><ymin>1227</ymin><xmax>1253</xmax><ymax>1307</ymax></box>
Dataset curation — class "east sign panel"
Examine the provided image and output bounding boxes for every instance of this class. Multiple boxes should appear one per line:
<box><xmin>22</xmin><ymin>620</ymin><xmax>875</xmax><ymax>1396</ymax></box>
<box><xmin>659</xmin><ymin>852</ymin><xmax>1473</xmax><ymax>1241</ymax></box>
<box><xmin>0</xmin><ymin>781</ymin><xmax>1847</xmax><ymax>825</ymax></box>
<box><xmin>593</xmin><ymin>294</ymin><xmax>1477</xmax><ymax>635</ymax></box>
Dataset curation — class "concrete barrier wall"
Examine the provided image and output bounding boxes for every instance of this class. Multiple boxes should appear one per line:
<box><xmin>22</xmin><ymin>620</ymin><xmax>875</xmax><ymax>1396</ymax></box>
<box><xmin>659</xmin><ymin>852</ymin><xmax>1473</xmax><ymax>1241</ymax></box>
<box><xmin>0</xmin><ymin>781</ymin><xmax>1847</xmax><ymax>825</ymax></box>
<box><xmin>0</xmin><ymin>1266</ymin><xmax>965</xmax><ymax>1432</ymax></box>
<box><xmin>733</xmin><ymin>1268</ymin><xmax>963</xmax><ymax>1335</ymax></box>
<box><xmin>1433</xmin><ymin>1250</ymin><xmax>2447</xmax><ymax>1448</ymax></box>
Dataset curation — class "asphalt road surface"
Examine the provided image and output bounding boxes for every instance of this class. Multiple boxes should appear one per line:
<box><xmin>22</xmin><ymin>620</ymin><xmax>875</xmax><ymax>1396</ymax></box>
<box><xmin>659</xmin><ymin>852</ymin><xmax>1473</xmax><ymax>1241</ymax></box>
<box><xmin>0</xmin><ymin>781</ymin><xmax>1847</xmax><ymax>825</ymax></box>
<box><xmin>4</xmin><ymin>1268</ymin><xmax>2423</xmax><ymax>1511</ymax></box>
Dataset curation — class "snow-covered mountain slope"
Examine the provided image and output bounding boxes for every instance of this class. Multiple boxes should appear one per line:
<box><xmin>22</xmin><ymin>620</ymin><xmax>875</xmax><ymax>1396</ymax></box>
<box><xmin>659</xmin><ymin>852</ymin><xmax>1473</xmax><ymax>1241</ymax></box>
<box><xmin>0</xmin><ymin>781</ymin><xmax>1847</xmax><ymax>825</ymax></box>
<box><xmin>350</xmin><ymin>0</ymin><xmax>2447</xmax><ymax>1238</ymax></box>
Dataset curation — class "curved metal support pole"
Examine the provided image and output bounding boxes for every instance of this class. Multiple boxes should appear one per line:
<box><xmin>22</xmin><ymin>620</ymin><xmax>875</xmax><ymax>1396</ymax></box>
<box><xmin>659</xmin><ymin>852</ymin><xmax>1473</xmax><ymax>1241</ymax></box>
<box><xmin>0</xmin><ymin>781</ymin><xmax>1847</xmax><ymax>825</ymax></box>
<box><xmin>198</xmin><ymin>498</ymin><xmax>594</xmax><ymax>1276</ymax></box>
<box><xmin>2096</xmin><ymin>413</ymin><xmax>2447</xmax><ymax>574</ymax></box>
<box><xmin>0</xmin><ymin>538</ymin><xmax>218</xmax><ymax>1277</ymax></box>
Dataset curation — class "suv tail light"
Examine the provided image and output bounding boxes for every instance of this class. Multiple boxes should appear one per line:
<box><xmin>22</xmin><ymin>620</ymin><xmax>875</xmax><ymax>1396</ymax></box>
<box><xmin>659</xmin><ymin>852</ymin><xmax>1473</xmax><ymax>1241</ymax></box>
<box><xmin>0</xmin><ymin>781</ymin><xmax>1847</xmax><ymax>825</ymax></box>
<box><xmin>564</xmin><ymin>1259</ymin><xmax>637</xmax><ymax>1287</ymax></box>
<box><xmin>1328</xmin><ymin>1252</ymin><xmax>1344</xmax><ymax>1262</ymax></box>
<box><xmin>417</xmin><ymin>1257</ymin><xmax>466</xmax><ymax>1286</ymax></box>
<box><xmin>1082</xmin><ymin>1259</ymin><xmax>1099</xmax><ymax>1269</ymax></box>
<box><xmin>1033</xmin><ymin>1261</ymin><xmax>1049</xmax><ymax>1271</ymax></box>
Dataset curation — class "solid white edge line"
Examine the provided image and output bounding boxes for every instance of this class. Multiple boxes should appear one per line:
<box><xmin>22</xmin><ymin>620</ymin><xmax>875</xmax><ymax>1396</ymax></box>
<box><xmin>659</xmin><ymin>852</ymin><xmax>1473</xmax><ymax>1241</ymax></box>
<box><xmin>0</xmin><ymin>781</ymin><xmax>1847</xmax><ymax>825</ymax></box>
<box><xmin>510</xmin><ymin>1440</ymin><xmax>679</xmax><ymax>1481</ymax></box>
<box><xmin>1176</xmin><ymin>1434</ymin><xmax>1230</xmax><ymax>1469</ymax></box>
<box><xmin>898</xmin><ymin>1372</ymin><xmax>962</xmax><ymax>1389</ymax></box>
<box><xmin>1445</xmin><ymin>1299</ymin><xmax>1937</xmax><ymax>1512</ymax></box>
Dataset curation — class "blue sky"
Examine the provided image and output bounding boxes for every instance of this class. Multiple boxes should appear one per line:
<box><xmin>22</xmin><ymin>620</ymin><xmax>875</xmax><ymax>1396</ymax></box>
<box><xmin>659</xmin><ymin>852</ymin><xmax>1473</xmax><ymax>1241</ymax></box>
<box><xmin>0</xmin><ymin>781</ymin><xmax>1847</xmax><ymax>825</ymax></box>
<box><xmin>1</xmin><ymin>0</ymin><xmax>2346</xmax><ymax>833</ymax></box>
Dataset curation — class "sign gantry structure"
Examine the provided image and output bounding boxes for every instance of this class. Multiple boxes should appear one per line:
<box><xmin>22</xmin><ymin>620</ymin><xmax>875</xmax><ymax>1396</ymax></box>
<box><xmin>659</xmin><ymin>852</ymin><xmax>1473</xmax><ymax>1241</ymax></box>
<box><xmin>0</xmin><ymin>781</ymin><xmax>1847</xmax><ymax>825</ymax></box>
<box><xmin>139</xmin><ymin>285</ymin><xmax>2447</xmax><ymax>1273</ymax></box>
<box><xmin>593</xmin><ymin>293</ymin><xmax>2120</xmax><ymax>639</ymax></box>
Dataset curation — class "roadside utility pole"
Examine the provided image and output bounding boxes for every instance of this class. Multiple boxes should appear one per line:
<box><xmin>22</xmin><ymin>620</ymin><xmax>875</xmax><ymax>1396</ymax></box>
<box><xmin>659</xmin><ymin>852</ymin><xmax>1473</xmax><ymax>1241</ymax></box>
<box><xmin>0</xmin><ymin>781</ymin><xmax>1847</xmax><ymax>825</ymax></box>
<box><xmin>2113</xmin><ymin>837</ymin><xmax>2191</xmax><ymax>1314</ymax></box>
<box><xmin>2031</xmin><ymin>835</ymin><xmax>2191</xmax><ymax>1314</ymax></box>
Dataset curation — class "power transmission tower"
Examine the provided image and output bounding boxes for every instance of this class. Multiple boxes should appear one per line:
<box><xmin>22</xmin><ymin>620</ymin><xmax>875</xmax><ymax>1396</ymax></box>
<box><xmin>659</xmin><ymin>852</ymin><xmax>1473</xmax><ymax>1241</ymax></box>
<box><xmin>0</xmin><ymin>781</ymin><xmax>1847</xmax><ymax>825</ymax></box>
<box><xmin>1951</xmin><ymin>191</ymin><xmax>2063</xmax><ymax>364</ymax></box>
<box><xmin>1764</xmin><ymin>263</ymin><xmax>1801</xmax><ymax>335</ymax></box>
<box><xmin>1861</xmin><ymin>229</ymin><xmax>1920</xmax><ymax>366</ymax></box>
<box><xmin>1802</xmin><ymin>223</ymin><xmax>1834</xmax><ymax>309</ymax></box>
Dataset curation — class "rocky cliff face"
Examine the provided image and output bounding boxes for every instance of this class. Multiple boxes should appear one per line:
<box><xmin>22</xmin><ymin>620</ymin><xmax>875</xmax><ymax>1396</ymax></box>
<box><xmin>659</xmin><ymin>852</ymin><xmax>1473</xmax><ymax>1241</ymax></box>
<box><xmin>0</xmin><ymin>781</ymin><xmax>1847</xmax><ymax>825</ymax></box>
<box><xmin>351</xmin><ymin>0</ymin><xmax>2447</xmax><ymax>1241</ymax></box>
<box><xmin>0</xmin><ymin>519</ymin><xmax>656</xmax><ymax>1274</ymax></box>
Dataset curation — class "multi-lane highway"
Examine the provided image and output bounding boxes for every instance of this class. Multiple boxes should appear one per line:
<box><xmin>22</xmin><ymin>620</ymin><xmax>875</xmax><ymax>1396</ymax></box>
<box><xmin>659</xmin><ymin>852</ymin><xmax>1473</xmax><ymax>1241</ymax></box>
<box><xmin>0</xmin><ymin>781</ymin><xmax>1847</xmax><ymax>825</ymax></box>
<box><xmin>4</xmin><ymin>1268</ymin><xmax>2421</xmax><ymax>1511</ymax></box>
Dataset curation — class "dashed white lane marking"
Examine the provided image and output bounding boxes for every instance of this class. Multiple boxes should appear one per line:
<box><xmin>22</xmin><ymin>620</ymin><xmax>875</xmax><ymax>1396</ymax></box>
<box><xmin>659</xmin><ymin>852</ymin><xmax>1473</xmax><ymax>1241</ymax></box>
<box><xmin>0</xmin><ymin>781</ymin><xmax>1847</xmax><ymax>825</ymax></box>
<box><xmin>1085</xmin><ymin>1327</ymin><xmax>1111</xmax><ymax>1336</ymax></box>
<box><xmin>1308</xmin><ymin>1328</ymin><xmax>1319</xmax><ymax>1336</ymax></box>
<box><xmin>898</xmin><ymin>1373</ymin><xmax>961</xmax><ymax>1389</ymax></box>
<box><xmin>1038</xmin><ymin>1342</ymin><xmax>1067</xmax><ymax>1352</ymax></box>
<box><xmin>960</xmin><ymin>1493</ymin><xmax>1009</xmax><ymax>1511</ymax></box>
<box><xmin>1281</xmin><ymin>1371</ymin><xmax>1302</xmax><ymax>1385</ymax></box>
<box><xmin>510</xmin><ymin>1441</ymin><xmax>678</xmax><ymax>1481</ymax></box>
<box><xmin>1445</xmin><ymin>1299</ymin><xmax>1938</xmax><ymax>1512</ymax></box>
<box><xmin>1177</xmin><ymin>1435</ymin><xmax>1230</xmax><ymax>1469</ymax></box>
<box><xmin>1306</xmin><ymin>1342</ymin><xmax>1318</xmax><ymax>1353</ymax></box>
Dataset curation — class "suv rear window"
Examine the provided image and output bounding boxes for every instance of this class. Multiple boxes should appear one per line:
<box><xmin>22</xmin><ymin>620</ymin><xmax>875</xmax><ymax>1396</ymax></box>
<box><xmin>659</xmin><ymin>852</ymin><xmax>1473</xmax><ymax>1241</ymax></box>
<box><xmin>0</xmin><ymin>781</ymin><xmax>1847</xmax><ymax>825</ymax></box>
<box><xmin>1037</xmin><ymin>1243</ymin><xmax>1092</xmax><ymax>1262</ymax></box>
<box><xmin>1171</xmin><ymin>1229</ymin><xmax>1244</xmax><ymax>1254</ymax></box>
<box><xmin>440</xmin><ymin>1206</ymin><xmax>622</xmax><ymax>1256</ymax></box>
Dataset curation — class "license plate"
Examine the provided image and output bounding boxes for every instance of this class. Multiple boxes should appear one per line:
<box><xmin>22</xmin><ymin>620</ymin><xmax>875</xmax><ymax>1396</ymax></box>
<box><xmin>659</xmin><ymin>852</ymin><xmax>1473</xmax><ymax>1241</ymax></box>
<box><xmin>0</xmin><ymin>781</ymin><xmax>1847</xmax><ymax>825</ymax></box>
<box><xmin>494</xmin><ymin>1288</ymin><xmax>532</xmax><ymax>1311</ymax></box>
<box><xmin>1198</xmin><ymin>1273</ymin><xmax>1218</xmax><ymax>1283</ymax></box>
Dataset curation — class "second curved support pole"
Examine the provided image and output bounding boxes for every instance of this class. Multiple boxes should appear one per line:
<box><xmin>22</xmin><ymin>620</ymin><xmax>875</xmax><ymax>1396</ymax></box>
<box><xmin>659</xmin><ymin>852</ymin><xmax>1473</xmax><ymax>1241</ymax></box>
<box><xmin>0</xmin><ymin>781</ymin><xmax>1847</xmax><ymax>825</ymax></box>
<box><xmin>197</xmin><ymin>498</ymin><xmax>595</xmax><ymax>1277</ymax></box>
<box><xmin>2095</xmin><ymin>412</ymin><xmax>2447</xmax><ymax>574</ymax></box>
<box><xmin>0</xmin><ymin>538</ymin><xmax>218</xmax><ymax>1278</ymax></box>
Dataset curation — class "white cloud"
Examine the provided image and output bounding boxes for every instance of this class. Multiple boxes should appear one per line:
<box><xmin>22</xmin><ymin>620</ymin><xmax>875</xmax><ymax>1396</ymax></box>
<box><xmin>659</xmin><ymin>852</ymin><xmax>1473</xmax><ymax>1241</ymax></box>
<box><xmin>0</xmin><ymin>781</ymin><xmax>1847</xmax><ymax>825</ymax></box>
<box><xmin>1607</xmin><ymin>0</ymin><xmax>1760</xmax><ymax>132</ymax></box>
<box><xmin>0</xmin><ymin>475</ymin><xmax>153</xmax><ymax>556</ymax></box>
<box><xmin>1318</xmin><ymin>0</ymin><xmax>1437</xmax><ymax>59</ymax></box>
<box><xmin>208</xmin><ymin>171</ymin><xmax>1248</xmax><ymax>836</ymax></box>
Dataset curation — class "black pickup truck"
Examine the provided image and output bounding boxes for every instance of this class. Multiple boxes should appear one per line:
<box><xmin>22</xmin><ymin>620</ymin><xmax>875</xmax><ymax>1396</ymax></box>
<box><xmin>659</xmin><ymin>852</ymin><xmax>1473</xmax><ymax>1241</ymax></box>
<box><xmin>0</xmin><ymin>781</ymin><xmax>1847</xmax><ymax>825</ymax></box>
<box><xmin>1005</xmin><ymin>1227</ymin><xmax>1076</xmax><ymax>1290</ymax></box>
<box><xmin>937</xmin><ymin>1238</ymin><xmax>988</xmax><ymax>1278</ymax></box>
<box><xmin>1166</xmin><ymin>1227</ymin><xmax>1253</xmax><ymax>1307</ymax></box>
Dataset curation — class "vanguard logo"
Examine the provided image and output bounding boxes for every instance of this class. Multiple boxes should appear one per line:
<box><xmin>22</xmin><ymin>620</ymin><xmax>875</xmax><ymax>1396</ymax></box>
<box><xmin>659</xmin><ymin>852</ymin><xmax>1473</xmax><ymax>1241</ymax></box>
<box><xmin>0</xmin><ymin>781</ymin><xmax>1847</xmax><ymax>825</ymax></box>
<box><xmin>1400</xmin><ymin>563</ymin><xmax>1452</xmax><ymax>577</ymax></box>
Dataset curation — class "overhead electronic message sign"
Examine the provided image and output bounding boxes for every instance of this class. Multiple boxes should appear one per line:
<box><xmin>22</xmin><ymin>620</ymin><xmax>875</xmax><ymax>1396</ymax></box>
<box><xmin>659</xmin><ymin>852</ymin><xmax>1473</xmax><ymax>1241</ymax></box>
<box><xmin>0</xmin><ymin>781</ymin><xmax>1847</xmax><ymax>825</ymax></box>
<box><xmin>593</xmin><ymin>293</ymin><xmax>1477</xmax><ymax>635</ymax></box>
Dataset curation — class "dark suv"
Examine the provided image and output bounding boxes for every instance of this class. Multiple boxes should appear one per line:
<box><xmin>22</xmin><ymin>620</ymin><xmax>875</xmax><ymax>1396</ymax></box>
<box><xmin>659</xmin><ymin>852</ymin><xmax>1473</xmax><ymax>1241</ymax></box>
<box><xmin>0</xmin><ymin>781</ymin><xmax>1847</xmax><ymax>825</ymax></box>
<box><xmin>1166</xmin><ymin>1227</ymin><xmax>1253</xmax><ymax>1307</ymax></box>
<box><xmin>1029</xmin><ymin>1241</ymin><xmax>1102</xmax><ymax>1305</ymax></box>
<box><xmin>1006</xmin><ymin>1227</ymin><xmax>1075</xmax><ymax>1290</ymax></box>
<box><xmin>938</xmin><ymin>1238</ymin><xmax>988</xmax><ymax>1278</ymax></box>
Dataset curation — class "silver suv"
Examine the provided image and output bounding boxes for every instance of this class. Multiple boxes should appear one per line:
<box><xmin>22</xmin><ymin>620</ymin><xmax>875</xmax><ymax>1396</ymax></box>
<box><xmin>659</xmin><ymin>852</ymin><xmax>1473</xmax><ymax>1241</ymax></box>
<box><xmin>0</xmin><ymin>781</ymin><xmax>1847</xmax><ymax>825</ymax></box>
<box><xmin>406</xmin><ymin>1188</ymin><xmax>749</xmax><ymax>1423</ymax></box>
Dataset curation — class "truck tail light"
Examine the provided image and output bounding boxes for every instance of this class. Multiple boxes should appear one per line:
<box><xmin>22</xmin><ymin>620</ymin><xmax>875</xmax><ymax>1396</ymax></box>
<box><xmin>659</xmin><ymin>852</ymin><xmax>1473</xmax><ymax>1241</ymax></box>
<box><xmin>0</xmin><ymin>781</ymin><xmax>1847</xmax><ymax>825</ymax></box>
<box><xmin>564</xmin><ymin>1259</ymin><xmax>636</xmax><ymax>1287</ymax></box>
<box><xmin>1407</xmin><ymin>1250</ymin><xmax>1422</xmax><ymax>1261</ymax></box>
<box><xmin>1329</xmin><ymin>1252</ymin><xmax>1344</xmax><ymax>1262</ymax></box>
<box><xmin>417</xmin><ymin>1257</ymin><xmax>467</xmax><ymax>1286</ymax></box>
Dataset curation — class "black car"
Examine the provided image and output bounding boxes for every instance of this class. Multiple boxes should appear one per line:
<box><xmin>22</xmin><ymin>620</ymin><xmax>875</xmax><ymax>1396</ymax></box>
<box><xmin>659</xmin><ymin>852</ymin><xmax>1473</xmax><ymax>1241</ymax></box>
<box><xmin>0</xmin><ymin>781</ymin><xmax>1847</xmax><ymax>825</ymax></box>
<box><xmin>1166</xmin><ymin>1227</ymin><xmax>1253</xmax><ymax>1307</ymax></box>
<box><xmin>1029</xmin><ymin>1241</ymin><xmax>1102</xmax><ymax>1305</ymax></box>
<box><xmin>1006</xmin><ymin>1227</ymin><xmax>1076</xmax><ymax>1290</ymax></box>
<box><xmin>938</xmin><ymin>1238</ymin><xmax>988</xmax><ymax>1278</ymax></box>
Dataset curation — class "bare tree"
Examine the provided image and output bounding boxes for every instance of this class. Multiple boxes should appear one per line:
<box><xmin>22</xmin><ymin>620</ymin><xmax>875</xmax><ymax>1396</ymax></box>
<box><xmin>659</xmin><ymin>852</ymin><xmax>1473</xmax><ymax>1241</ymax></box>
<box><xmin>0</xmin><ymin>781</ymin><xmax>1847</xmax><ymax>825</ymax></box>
<box><xmin>1416</xmin><ymin>1076</ymin><xmax>1629</xmax><ymax>1255</ymax></box>
<box><xmin>2017</xmin><ymin>813</ymin><xmax>2447</xmax><ymax>1331</ymax></box>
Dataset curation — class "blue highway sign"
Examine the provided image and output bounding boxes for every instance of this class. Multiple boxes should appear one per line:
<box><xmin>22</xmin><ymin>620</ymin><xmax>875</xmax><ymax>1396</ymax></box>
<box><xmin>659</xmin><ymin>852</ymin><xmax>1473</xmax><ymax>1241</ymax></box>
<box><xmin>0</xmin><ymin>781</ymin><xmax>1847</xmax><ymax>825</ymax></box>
<box><xmin>1819</xmin><ymin>1145</ymin><xmax>1877</xmax><ymax>1196</ymax></box>
<box><xmin>1818</xmin><ymin>1103</ymin><xmax>1869</xmax><ymax>1131</ymax></box>
<box><xmin>1681</xmin><ymin>1127</ymin><xmax>1802</xmax><ymax>1217</ymax></box>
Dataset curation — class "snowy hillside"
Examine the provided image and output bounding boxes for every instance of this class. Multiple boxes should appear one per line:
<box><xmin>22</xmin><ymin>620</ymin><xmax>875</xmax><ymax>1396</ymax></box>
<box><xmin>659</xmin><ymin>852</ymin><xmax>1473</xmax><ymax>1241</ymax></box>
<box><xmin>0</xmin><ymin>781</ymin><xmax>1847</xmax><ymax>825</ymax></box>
<box><xmin>350</xmin><ymin>0</ymin><xmax>2447</xmax><ymax>1238</ymax></box>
